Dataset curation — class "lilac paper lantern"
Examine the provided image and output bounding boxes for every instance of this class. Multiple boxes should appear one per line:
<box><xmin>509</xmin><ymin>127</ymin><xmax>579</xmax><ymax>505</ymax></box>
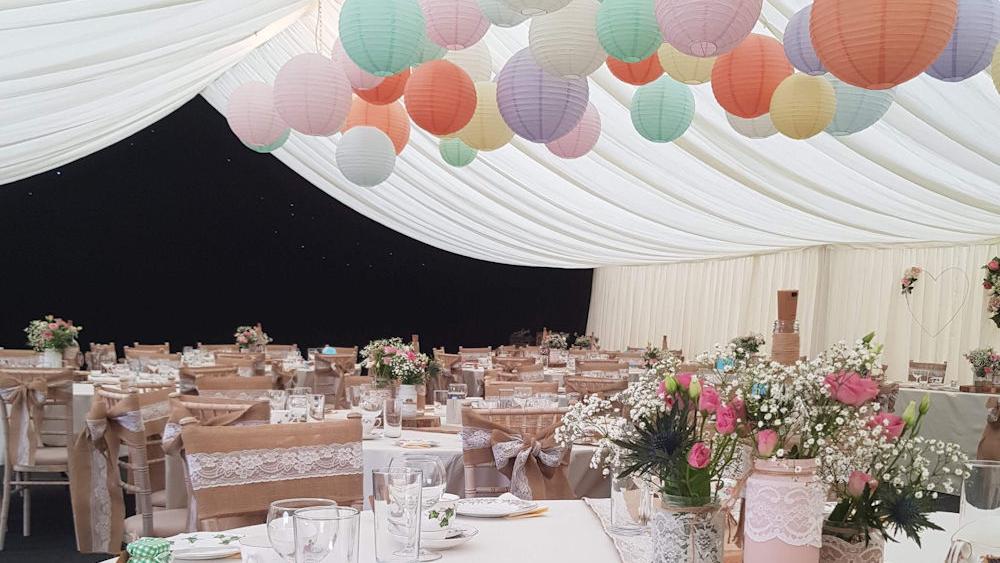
<box><xmin>496</xmin><ymin>48</ymin><xmax>590</xmax><ymax>142</ymax></box>
<box><xmin>332</xmin><ymin>40</ymin><xmax>384</xmax><ymax>90</ymax></box>
<box><xmin>784</xmin><ymin>6</ymin><xmax>826</xmax><ymax>75</ymax></box>
<box><xmin>274</xmin><ymin>53</ymin><xmax>353</xmax><ymax>136</ymax></box>
<box><xmin>655</xmin><ymin>0</ymin><xmax>762</xmax><ymax>57</ymax></box>
<box><xmin>545</xmin><ymin>102</ymin><xmax>601</xmax><ymax>158</ymax></box>
<box><xmin>925</xmin><ymin>0</ymin><xmax>1000</xmax><ymax>81</ymax></box>
<box><xmin>226</xmin><ymin>82</ymin><xmax>290</xmax><ymax>152</ymax></box>
<box><xmin>421</xmin><ymin>0</ymin><xmax>491</xmax><ymax>49</ymax></box>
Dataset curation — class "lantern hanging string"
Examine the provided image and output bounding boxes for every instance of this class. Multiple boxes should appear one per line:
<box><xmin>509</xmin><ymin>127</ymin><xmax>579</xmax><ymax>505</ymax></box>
<box><xmin>314</xmin><ymin>0</ymin><xmax>326</xmax><ymax>56</ymax></box>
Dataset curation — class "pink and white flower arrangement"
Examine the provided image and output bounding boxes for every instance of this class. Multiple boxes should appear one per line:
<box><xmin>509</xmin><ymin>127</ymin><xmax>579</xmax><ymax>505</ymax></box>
<box><xmin>982</xmin><ymin>256</ymin><xmax>1000</xmax><ymax>328</ymax></box>
<box><xmin>541</xmin><ymin>332</ymin><xmax>568</xmax><ymax>350</ymax></box>
<box><xmin>900</xmin><ymin>266</ymin><xmax>921</xmax><ymax>295</ymax></box>
<box><xmin>964</xmin><ymin>347</ymin><xmax>1000</xmax><ymax>384</ymax></box>
<box><xmin>25</xmin><ymin>315</ymin><xmax>82</xmax><ymax>352</ymax></box>
<box><xmin>234</xmin><ymin>325</ymin><xmax>271</xmax><ymax>350</ymax></box>
<box><xmin>361</xmin><ymin>337</ymin><xmax>430</xmax><ymax>385</ymax></box>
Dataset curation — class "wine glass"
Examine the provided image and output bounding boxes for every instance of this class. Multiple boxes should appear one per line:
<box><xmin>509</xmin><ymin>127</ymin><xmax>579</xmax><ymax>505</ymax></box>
<box><xmin>266</xmin><ymin>498</ymin><xmax>338</xmax><ymax>561</ymax></box>
<box><xmin>388</xmin><ymin>454</ymin><xmax>447</xmax><ymax>561</ymax></box>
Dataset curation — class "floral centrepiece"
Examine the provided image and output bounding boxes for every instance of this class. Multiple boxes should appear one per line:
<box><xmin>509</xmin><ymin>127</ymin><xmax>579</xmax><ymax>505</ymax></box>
<box><xmin>25</xmin><ymin>315</ymin><xmax>82</xmax><ymax>352</ymax></box>
<box><xmin>361</xmin><ymin>337</ymin><xmax>430</xmax><ymax>386</ymax></box>
<box><xmin>572</xmin><ymin>333</ymin><xmax>595</xmax><ymax>349</ymax></box>
<box><xmin>542</xmin><ymin>332</ymin><xmax>568</xmax><ymax>350</ymax></box>
<box><xmin>983</xmin><ymin>256</ymin><xmax>1000</xmax><ymax>328</ymax></box>
<box><xmin>964</xmin><ymin>347</ymin><xmax>1000</xmax><ymax>386</ymax></box>
<box><xmin>698</xmin><ymin>332</ymin><xmax>767</xmax><ymax>377</ymax></box>
<box><xmin>900</xmin><ymin>266</ymin><xmax>922</xmax><ymax>295</ymax></box>
<box><xmin>234</xmin><ymin>325</ymin><xmax>271</xmax><ymax>350</ymax></box>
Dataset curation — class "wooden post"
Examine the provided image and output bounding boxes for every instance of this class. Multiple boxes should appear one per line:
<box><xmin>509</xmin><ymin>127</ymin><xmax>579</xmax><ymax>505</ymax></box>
<box><xmin>772</xmin><ymin>289</ymin><xmax>800</xmax><ymax>365</ymax></box>
<box><xmin>411</xmin><ymin>334</ymin><xmax>420</xmax><ymax>353</ymax></box>
<box><xmin>661</xmin><ymin>335</ymin><xmax>669</xmax><ymax>351</ymax></box>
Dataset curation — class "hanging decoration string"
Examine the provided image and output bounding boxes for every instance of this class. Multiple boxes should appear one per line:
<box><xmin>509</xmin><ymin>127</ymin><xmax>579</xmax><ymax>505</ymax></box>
<box><xmin>314</xmin><ymin>0</ymin><xmax>325</xmax><ymax>56</ymax></box>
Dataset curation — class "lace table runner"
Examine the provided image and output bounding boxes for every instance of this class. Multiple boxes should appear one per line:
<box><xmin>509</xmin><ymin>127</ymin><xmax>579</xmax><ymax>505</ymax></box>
<box><xmin>583</xmin><ymin>497</ymin><xmax>652</xmax><ymax>563</ymax></box>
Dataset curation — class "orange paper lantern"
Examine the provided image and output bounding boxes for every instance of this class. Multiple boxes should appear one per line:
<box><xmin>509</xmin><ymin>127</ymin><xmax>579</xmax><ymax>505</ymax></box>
<box><xmin>607</xmin><ymin>53</ymin><xmax>663</xmax><ymax>85</ymax></box>
<box><xmin>342</xmin><ymin>98</ymin><xmax>411</xmax><ymax>154</ymax></box>
<box><xmin>810</xmin><ymin>0</ymin><xmax>958</xmax><ymax>89</ymax></box>
<box><xmin>354</xmin><ymin>69</ymin><xmax>410</xmax><ymax>105</ymax></box>
<box><xmin>403</xmin><ymin>60</ymin><xmax>478</xmax><ymax>135</ymax></box>
<box><xmin>711</xmin><ymin>34</ymin><xmax>793</xmax><ymax>119</ymax></box>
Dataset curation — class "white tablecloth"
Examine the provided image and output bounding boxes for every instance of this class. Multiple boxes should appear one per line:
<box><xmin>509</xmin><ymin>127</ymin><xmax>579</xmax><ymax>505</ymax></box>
<box><xmin>895</xmin><ymin>387</ymin><xmax>998</xmax><ymax>457</ymax></box>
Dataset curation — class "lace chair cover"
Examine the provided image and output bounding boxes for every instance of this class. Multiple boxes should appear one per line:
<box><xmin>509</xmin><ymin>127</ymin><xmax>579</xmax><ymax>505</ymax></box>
<box><xmin>196</xmin><ymin>375</ymin><xmax>272</xmax><ymax>402</ymax></box>
<box><xmin>459</xmin><ymin>346</ymin><xmax>492</xmax><ymax>361</ymax></box>
<box><xmin>0</xmin><ymin>349</ymin><xmax>41</xmax><ymax>368</ymax></box>
<box><xmin>335</xmin><ymin>375</ymin><xmax>372</xmax><ymax>409</ymax></box>
<box><xmin>214</xmin><ymin>353</ymin><xmax>264</xmax><ymax>376</ymax></box>
<box><xmin>0</xmin><ymin>368</ymin><xmax>74</xmax><ymax>466</ymax></box>
<box><xmin>178</xmin><ymin>365</ymin><xmax>238</xmax><ymax>394</ymax></box>
<box><xmin>131</xmin><ymin>343</ymin><xmax>170</xmax><ymax>354</ymax></box>
<box><xmin>978</xmin><ymin>397</ymin><xmax>1000</xmax><ymax>460</ymax></box>
<box><xmin>86</xmin><ymin>343</ymin><xmax>118</xmax><ymax>371</ymax></box>
<box><xmin>311</xmin><ymin>354</ymin><xmax>355</xmax><ymax>402</ymax></box>
<box><xmin>575</xmin><ymin>360</ymin><xmax>626</xmax><ymax>374</ymax></box>
<box><xmin>495</xmin><ymin>357</ymin><xmax>539</xmax><ymax>371</ymax></box>
<box><xmin>198</xmin><ymin>344</ymin><xmax>238</xmax><ymax>353</ymax></box>
<box><xmin>181</xmin><ymin>419</ymin><xmax>363</xmax><ymax>530</ymax></box>
<box><xmin>483</xmin><ymin>381</ymin><xmax>558</xmax><ymax>398</ymax></box>
<box><xmin>563</xmin><ymin>376</ymin><xmax>627</xmax><ymax>400</ymax></box>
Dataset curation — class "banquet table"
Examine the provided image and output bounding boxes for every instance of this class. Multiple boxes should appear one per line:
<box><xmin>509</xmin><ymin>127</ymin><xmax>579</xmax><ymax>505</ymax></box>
<box><xmin>894</xmin><ymin>386</ymin><xmax>998</xmax><ymax>457</ymax></box>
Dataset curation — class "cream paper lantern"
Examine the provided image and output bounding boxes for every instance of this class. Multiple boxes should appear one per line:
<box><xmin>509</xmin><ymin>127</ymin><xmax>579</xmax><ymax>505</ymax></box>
<box><xmin>479</xmin><ymin>0</ymin><xmax>530</xmax><ymax>26</ymax></box>
<box><xmin>529</xmin><ymin>0</ymin><xmax>607</xmax><ymax>78</ymax></box>
<box><xmin>657</xmin><ymin>43</ymin><xmax>715</xmax><ymax>84</ymax></box>
<box><xmin>444</xmin><ymin>40</ymin><xmax>493</xmax><ymax>81</ymax></box>
<box><xmin>502</xmin><ymin>0</ymin><xmax>572</xmax><ymax>16</ymax></box>
<box><xmin>336</xmin><ymin>126</ymin><xmax>397</xmax><ymax>186</ymax></box>
<box><xmin>726</xmin><ymin>112</ymin><xmax>778</xmax><ymax>138</ymax></box>
<box><xmin>769</xmin><ymin>73</ymin><xmax>837</xmax><ymax>140</ymax></box>
<box><xmin>993</xmin><ymin>43</ymin><xmax>1000</xmax><ymax>93</ymax></box>
<box><xmin>457</xmin><ymin>81</ymin><xmax>515</xmax><ymax>151</ymax></box>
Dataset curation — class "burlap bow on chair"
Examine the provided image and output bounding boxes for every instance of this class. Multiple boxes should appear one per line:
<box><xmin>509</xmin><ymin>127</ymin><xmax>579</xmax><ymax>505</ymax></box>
<box><xmin>0</xmin><ymin>369</ymin><xmax>72</xmax><ymax>466</ymax></box>
<box><xmin>491</xmin><ymin>430</ymin><xmax>569</xmax><ymax>500</ymax></box>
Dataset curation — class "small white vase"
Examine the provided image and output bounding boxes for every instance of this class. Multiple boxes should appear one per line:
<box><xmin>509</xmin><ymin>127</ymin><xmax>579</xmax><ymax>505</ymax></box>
<box><xmin>42</xmin><ymin>349</ymin><xmax>63</xmax><ymax>368</ymax></box>
<box><xmin>398</xmin><ymin>384</ymin><xmax>418</xmax><ymax>418</ymax></box>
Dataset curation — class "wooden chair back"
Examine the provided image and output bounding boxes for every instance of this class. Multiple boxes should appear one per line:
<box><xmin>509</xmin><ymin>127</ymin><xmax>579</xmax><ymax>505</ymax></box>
<box><xmin>0</xmin><ymin>349</ymin><xmax>40</xmax><ymax>368</ymax></box>
<box><xmin>563</xmin><ymin>376</ymin><xmax>628</xmax><ymax>400</ymax></box>
<box><xmin>483</xmin><ymin>380</ymin><xmax>558</xmax><ymax>397</ymax></box>
<box><xmin>131</xmin><ymin>342</ymin><xmax>170</xmax><ymax>354</ymax></box>
<box><xmin>908</xmin><ymin>361</ymin><xmax>947</xmax><ymax>384</ymax></box>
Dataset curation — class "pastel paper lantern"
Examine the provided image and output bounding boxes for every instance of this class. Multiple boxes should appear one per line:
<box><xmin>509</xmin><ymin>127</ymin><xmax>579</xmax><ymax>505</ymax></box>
<box><xmin>444</xmin><ymin>40</ymin><xmax>493</xmax><ymax>81</ymax></box>
<box><xmin>413</xmin><ymin>34</ymin><xmax>447</xmax><ymax>65</ymax></box>
<box><xmin>478</xmin><ymin>0</ymin><xmax>530</xmax><ymax>26</ymax></box>
<box><xmin>546</xmin><ymin>102</ymin><xmax>601</xmax><ymax>158</ymax></box>
<box><xmin>502</xmin><ymin>0</ymin><xmax>572</xmax><ymax>16</ymax></box>
<box><xmin>497</xmin><ymin>48</ymin><xmax>590</xmax><ymax>142</ymax></box>
<box><xmin>711</xmin><ymin>34</ymin><xmax>793</xmax><ymax>118</ymax></box>
<box><xmin>354</xmin><ymin>69</ymin><xmax>411</xmax><ymax>105</ymax></box>
<box><xmin>596</xmin><ymin>0</ymin><xmax>662</xmax><ymax>63</ymax></box>
<box><xmin>824</xmin><ymin>77</ymin><xmax>894</xmax><ymax>136</ymax></box>
<box><xmin>783</xmin><ymin>6</ymin><xmax>826</xmax><ymax>76</ymax></box>
<box><xmin>342</xmin><ymin>98</ymin><xmax>411</xmax><ymax>154</ymax></box>
<box><xmin>273</xmin><ymin>53</ymin><xmax>352</xmax><ymax>136</ymax></box>
<box><xmin>655</xmin><ymin>0</ymin><xmax>762</xmax><ymax>57</ymax></box>
<box><xmin>926</xmin><ymin>0</ymin><xmax>1000</xmax><ymax>81</ymax></box>
<box><xmin>994</xmin><ymin>43</ymin><xmax>1000</xmax><ymax>92</ymax></box>
<box><xmin>630</xmin><ymin>75</ymin><xmax>695</xmax><ymax>142</ymax></box>
<box><xmin>529</xmin><ymin>0</ymin><xmax>607</xmax><ymax>78</ymax></box>
<box><xmin>726</xmin><ymin>112</ymin><xmax>778</xmax><ymax>138</ymax></box>
<box><xmin>440</xmin><ymin>138</ymin><xmax>478</xmax><ymax>166</ymax></box>
<box><xmin>404</xmin><ymin>60</ymin><xmax>478</xmax><ymax>135</ymax></box>
<box><xmin>457</xmin><ymin>82</ymin><xmax>515</xmax><ymax>150</ymax></box>
<box><xmin>336</xmin><ymin>126</ymin><xmax>397</xmax><ymax>187</ymax></box>
<box><xmin>607</xmin><ymin>53</ymin><xmax>663</xmax><ymax>84</ymax></box>
<box><xmin>332</xmin><ymin>40</ymin><xmax>384</xmax><ymax>90</ymax></box>
<box><xmin>658</xmin><ymin>43</ymin><xmax>714</xmax><ymax>84</ymax></box>
<box><xmin>339</xmin><ymin>0</ymin><xmax>427</xmax><ymax>77</ymax></box>
<box><xmin>769</xmin><ymin>73</ymin><xmax>837</xmax><ymax>139</ymax></box>
<box><xmin>810</xmin><ymin>0</ymin><xmax>958</xmax><ymax>89</ymax></box>
<box><xmin>421</xmin><ymin>0</ymin><xmax>491</xmax><ymax>50</ymax></box>
<box><xmin>226</xmin><ymin>82</ymin><xmax>290</xmax><ymax>152</ymax></box>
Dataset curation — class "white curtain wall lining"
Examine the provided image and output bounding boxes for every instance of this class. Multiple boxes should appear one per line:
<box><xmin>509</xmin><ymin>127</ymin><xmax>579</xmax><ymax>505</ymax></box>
<box><xmin>586</xmin><ymin>238</ymin><xmax>1000</xmax><ymax>385</ymax></box>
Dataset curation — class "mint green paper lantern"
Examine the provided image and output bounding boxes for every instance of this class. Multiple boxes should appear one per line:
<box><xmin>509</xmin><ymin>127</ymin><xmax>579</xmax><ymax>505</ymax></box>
<box><xmin>244</xmin><ymin>129</ymin><xmax>290</xmax><ymax>154</ymax></box>
<box><xmin>630</xmin><ymin>76</ymin><xmax>695</xmax><ymax>142</ymax></box>
<box><xmin>414</xmin><ymin>34</ymin><xmax>446</xmax><ymax>65</ymax></box>
<box><xmin>339</xmin><ymin>0</ymin><xmax>427</xmax><ymax>77</ymax></box>
<box><xmin>596</xmin><ymin>0</ymin><xmax>662</xmax><ymax>63</ymax></box>
<box><xmin>439</xmin><ymin>138</ymin><xmax>478</xmax><ymax>167</ymax></box>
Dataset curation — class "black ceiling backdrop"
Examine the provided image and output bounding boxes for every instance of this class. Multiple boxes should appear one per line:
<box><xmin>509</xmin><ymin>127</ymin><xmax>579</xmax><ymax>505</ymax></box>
<box><xmin>0</xmin><ymin>96</ymin><xmax>592</xmax><ymax>353</ymax></box>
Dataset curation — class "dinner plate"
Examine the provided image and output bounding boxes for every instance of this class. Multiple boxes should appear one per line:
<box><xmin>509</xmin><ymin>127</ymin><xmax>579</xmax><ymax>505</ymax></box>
<box><xmin>394</xmin><ymin>439</ymin><xmax>438</xmax><ymax>448</ymax></box>
<box><xmin>422</xmin><ymin>526</ymin><xmax>479</xmax><ymax>550</ymax></box>
<box><xmin>454</xmin><ymin>496</ymin><xmax>537</xmax><ymax>518</ymax></box>
<box><xmin>168</xmin><ymin>532</ymin><xmax>243</xmax><ymax>560</ymax></box>
<box><xmin>171</xmin><ymin>546</ymin><xmax>242</xmax><ymax>560</ymax></box>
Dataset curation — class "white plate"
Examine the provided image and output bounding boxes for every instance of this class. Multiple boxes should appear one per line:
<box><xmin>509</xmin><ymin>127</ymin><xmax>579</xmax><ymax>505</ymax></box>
<box><xmin>171</xmin><ymin>546</ymin><xmax>242</xmax><ymax>560</ymax></box>
<box><xmin>394</xmin><ymin>439</ymin><xmax>438</xmax><ymax>448</ymax></box>
<box><xmin>422</xmin><ymin>526</ymin><xmax>479</xmax><ymax>550</ymax></box>
<box><xmin>168</xmin><ymin>532</ymin><xmax>243</xmax><ymax>559</ymax></box>
<box><xmin>455</xmin><ymin>496</ymin><xmax>537</xmax><ymax>518</ymax></box>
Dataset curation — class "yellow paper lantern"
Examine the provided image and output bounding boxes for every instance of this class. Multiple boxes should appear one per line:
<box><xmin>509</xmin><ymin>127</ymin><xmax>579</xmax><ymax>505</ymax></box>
<box><xmin>769</xmin><ymin>74</ymin><xmax>836</xmax><ymax>140</ymax></box>
<box><xmin>657</xmin><ymin>43</ymin><xmax>715</xmax><ymax>85</ymax></box>
<box><xmin>993</xmin><ymin>44</ymin><xmax>1000</xmax><ymax>94</ymax></box>
<box><xmin>457</xmin><ymin>82</ymin><xmax>514</xmax><ymax>151</ymax></box>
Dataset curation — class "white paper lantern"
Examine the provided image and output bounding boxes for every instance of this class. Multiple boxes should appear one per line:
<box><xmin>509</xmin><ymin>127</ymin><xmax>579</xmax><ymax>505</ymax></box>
<box><xmin>529</xmin><ymin>0</ymin><xmax>607</xmax><ymax>78</ymax></box>
<box><xmin>502</xmin><ymin>0</ymin><xmax>571</xmax><ymax>16</ymax></box>
<box><xmin>479</xmin><ymin>0</ymin><xmax>530</xmax><ymax>26</ymax></box>
<box><xmin>336</xmin><ymin>126</ymin><xmax>397</xmax><ymax>186</ymax></box>
<box><xmin>725</xmin><ymin>112</ymin><xmax>778</xmax><ymax>138</ymax></box>
<box><xmin>444</xmin><ymin>40</ymin><xmax>493</xmax><ymax>81</ymax></box>
<box><xmin>274</xmin><ymin>53</ymin><xmax>353</xmax><ymax>136</ymax></box>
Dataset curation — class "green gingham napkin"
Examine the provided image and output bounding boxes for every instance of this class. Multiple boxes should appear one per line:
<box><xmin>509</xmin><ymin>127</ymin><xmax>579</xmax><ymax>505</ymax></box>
<box><xmin>126</xmin><ymin>537</ymin><xmax>171</xmax><ymax>562</ymax></box>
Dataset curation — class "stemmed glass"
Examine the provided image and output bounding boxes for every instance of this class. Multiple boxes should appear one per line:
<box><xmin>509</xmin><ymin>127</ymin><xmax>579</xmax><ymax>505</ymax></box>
<box><xmin>266</xmin><ymin>498</ymin><xmax>338</xmax><ymax>561</ymax></box>
<box><xmin>388</xmin><ymin>454</ymin><xmax>447</xmax><ymax>561</ymax></box>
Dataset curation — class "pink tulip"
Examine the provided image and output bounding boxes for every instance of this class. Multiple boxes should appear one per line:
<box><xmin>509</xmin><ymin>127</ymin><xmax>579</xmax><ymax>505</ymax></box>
<box><xmin>675</xmin><ymin>372</ymin><xmax>693</xmax><ymax>389</ymax></box>
<box><xmin>698</xmin><ymin>385</ymin><xmax>720</xmax><ymax>413</ymax></box>
<box><xmin>687</xmin><ymin>442</ymin><xmax>711</xmax><ymax>469</ymax></box>
<box><xmin>756</xmin><ymin>429</ymin><xmax>779</xmax><ymax>456</ymax></box>
<box><xmin>847</xmin><ymin>470</ymin><xmax>877</xmax><ymax>497</ymax></box>
<box><xmin>716</xmin><ymin>404</ymin><xmax>737</xmax><ymax>434</ymax></box>
<box><xmin>824</xmin><ymin>371</ymin><xmax>879</xmax><ymax>406</ymax></box>
<box><xmin>867</xmin><ymin>413</ymin><xmax>905</xmax><ymax>441</ymax></box>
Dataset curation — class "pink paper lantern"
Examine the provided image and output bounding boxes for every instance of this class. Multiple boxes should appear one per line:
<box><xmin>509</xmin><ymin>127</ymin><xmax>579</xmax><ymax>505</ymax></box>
<box><xmin>546</xmin><ymin>102</ymin><xmax>601</xmax><ymax>158</ymax></box>
<box><xmin>332</xmin><ymin>40</ymin><xmax>384</xmax><ymax>90</ymax></box>
<box><xmin>655</xmin><ymin>0</ymin><xmax>763</xmax><ymax>57</ymax></box>
<box><xmin>274</xmin><ymin>53</ymin><xmax>353</xmax><ymax>136</ymax></box>
<box><xmin>226</xmin><ymin>82</ymin><xmax>290</xmax><ymax>150</ymax></box>
<box><xmin>421</xmin><ymin>0</ymin><xmax>491</xmax><ymax>50</ymax></box>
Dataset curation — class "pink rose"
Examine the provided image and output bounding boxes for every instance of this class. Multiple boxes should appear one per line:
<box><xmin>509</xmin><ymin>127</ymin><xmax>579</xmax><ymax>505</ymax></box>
<box><xmin>687</xmin><ymin>442</ymin><xmax>711</xmax><ymax>469</ymax></box>
<box><xmin>989</xmin><ymin>260</ymin><xmax>999</xmax><ymax>272</ymax></box>
<box><xmin>237</xmin><ymin>335</ymin><xmax>247</xmax><ymax>344</ymax></box>
<box><xmin>716</xmin><ymin>404</ymin><xmax>737</xmax><ymax>435</ymax></box>
<box><xmin>698</xmin><ymin>385</ymin><xmax>720</xmax><ymax>413</ymax></box>
<box><xmin>675</xmin><ymin>372</ymin><xmax>693</xmax><ymax>389</ymax></box>
<box><xmin>847</xmin><ymin>470</ymin><xmax>877</xmax><ymax>497</ymax></box>
<box><xmin>48</xmin><ymin>322</ymin><xmax>58</xmax><ymax>330</ymax></box>
<box><xmin>867</xmin><ymin>413</ymin><xmax>905</xmax><ymax>441</ymax></box>
<box><xmin>824</xmin><ymin>371</ymin><xmax>879</xmax><ymax>407</ymax></box>
<box><xmin>756</xmin><ymin>429</ymin><xmax>779</xmax><ymax>457</ymax></box>
<box><xmin>987</xmin><ymin>367</ymin><xmax>994</xmax><ymax>375</ymax></box>
<box><xmin>901</xmin><ymin>278</ymin><xmax>910</xmax><ymax>286</ymax></box>
<box><xmin>731</xmin><ymin>398</ymin><xmax>746</xmax><ymax>420</ymax></box>
<box><xmin>985</xmin><ymin>281</ymin><xmax>994</xmax><ymax>290</ymax></box>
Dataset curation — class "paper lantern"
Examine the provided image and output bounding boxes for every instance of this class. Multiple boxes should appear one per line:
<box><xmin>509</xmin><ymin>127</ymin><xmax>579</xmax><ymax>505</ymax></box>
<box><xmin>342</xmin><ymin>98</ymin><xmax>411</xmax><ymax>154</ymax></box>
<box><xmin>413</xmin><ymin>34</ymin><xmax>447</xmax><ymax>65</ymax></box>
<box><xmin>824</xmin><ymin>77</ymin><xmax>894</xmax><ymax>136</ymax></box>
<box><xmin>994</xmin><ymin>44</ymin><xmax>1000</xmax><ymax>92</ymax></box>
<box><xmin>607</xmin><ymin>54</ymin><xmax>663</xmax><ymax>84</ymax></box>
<box><xmin>596</xmin><ymin>0</ymin><xmax>662</xmax><ymax>63</ymax></box>
<box><xmin>226</xmin><ymin>82</ymin><xmax>290</xmax><ymax>153</ymax></box>
<box><xmin>658</xmin><ymin>43</ymin><xmax>714</xmax><ymax>84</ymax></box>
<box><xmin>273</xmin><ymin>54</ymin><xmax>352</xmax><ymax>136</ymax></box>
<box><xmin>784</xmin><ymin>6</ymin><xmax>826</xmax><ymax>76</ymax></box>
<box><xmin>925</xmin><ymin>0</ymin><xmax>1000</xmax><ymax>81</ymax></box>
<box><xmin>711</xmin><ymin>34</ymin><xmax>793</xmax><ymax>118</ymax></box>
<box><xmin>404</xmin><ymin>61</ymin><xmax>478</xmax><ymax>135</ymax></box>
<box><xmin>457</xmin><ymin>82</ymin><xmax>515</xmax><ymax>150</ymax></box>
<box><xmin>630</xmin><ymin>75</ymin><xmax>695</xmax><ymax>142</ymax></box>
<box><xmin>810</xmin><ymin>0</ymin><xmax>958</xmax><ymax>89</ymax></box>
<box><xmin>421</xmin><ymin>0</ymin><xmax>490</xmax><ymax>49</ymax></box>
<box><xmin>339</xmin><ymin>0</ymin><xmax>427</xmax><ymax>77</ymax></box>
<box><xmin>440</xmin><ymin>138</ymin><xmax>478</xmax><ymax>166</ymax></box>
<box><xmin>546</xmin><ymin>102</ymin><xmax>601</xmax><ymax>158</ymax></box>
<box><xmin>502</xmin><ymin>0</ymin><xmax>571</xmax><ymax>16</ymax></box>
<box><xmin>332</xmin><ymin>40</ymin><xmax>384</xmax><ymax>90</ymax></box>
<box><xmin>769</xmin><ymin>73</ymin><xmax>836</xmax><ymax>140</ymax></box>
<box><xmin>479</xmin><ymin>0</ymin><xmax>530</xmax><ymax>26</ymax></box>
<box><xmin>336</xmin><ymin>126</ymin><xmax>396</xmax><ymax>187</ymax></box>
<box><xmin>354</xmin><ymin>69</ymin><xmax>410</xmax><ymax>105</ymax></box>
<box><xmin>726</xmin><ymin>112</ymin><xmax>778</xmax><ymax>138</ymax></box>
<box><xmin>444</xmin><ymin>40</ymin><xmax>493</xmax><ymax>81</ymax></box>
<box><xmin>529</xmin><ymin>0</ymin><xmax>607</xmax><ymax>78</ymax></box>
<box><xmin>497</xmin><ymin>48</ymin><xmax>590</xmax><ymax>142</ymax></box>
<box><xmin>655</xmin><ymin>0</ymin><xmax>762</xmax><ymax>57</ymax></box>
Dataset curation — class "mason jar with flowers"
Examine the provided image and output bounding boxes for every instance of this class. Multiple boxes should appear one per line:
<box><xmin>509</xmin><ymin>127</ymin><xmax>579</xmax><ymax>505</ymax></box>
<box><xmin>25</xmin><ymin>315</ymin><xmax>82</xmax><ymax>367</ymax></box>
<box><xmin>362</xmin><ymin>338</ymin><xmax>429</xmax><ymax>416</ymax></box>
<box><xmin>234</xmin><ymin>325</ymin><xmax>271</xmax><ymax>351</ymax></box>
<box><xmin>964</xmin><ymin>347</ymin><xmax>1000</xmax><ymax>388</ymax></box>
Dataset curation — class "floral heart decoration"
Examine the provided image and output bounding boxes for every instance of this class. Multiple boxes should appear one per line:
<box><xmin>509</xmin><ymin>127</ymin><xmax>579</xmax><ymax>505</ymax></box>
<box><xmin>901</xmin><ymin>265</ymin><xmax>970</xmax><ymax>338</ymax></box>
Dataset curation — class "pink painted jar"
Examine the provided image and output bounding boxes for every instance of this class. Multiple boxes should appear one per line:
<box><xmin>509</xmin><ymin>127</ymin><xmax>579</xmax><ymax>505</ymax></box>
<box><xmin>743</xmin><ymin>458</ymin><xmax>825</xmax><ymax>563</ymax></box>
